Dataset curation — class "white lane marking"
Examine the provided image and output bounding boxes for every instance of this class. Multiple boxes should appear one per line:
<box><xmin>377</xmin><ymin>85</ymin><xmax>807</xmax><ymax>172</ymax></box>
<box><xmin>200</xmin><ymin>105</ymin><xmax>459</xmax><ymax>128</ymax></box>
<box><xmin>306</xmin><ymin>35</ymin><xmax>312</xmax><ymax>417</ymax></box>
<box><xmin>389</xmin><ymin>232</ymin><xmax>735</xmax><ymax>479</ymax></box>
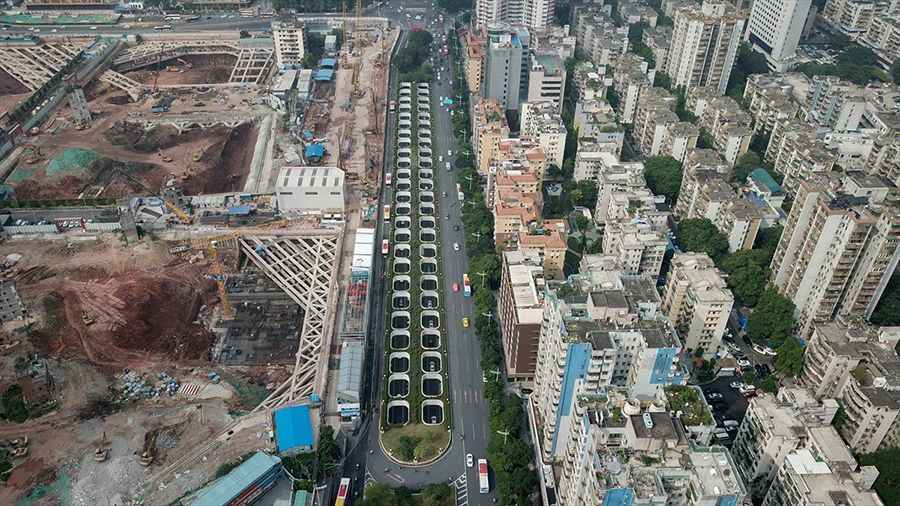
<box><xmin>454</xmin><ymin>473</ymin><xmax>469</xmax><ymax>506</ymax></box>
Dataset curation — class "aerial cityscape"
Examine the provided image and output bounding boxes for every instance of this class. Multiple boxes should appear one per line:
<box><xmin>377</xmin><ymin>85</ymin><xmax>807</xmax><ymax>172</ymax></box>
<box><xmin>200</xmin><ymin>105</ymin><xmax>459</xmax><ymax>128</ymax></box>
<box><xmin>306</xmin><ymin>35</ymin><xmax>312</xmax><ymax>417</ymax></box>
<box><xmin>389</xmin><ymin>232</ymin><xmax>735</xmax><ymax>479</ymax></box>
<box><xmin>0</xmin><ymin>0</ymin><xmax>898</xmax><ymax>505</ymax></box>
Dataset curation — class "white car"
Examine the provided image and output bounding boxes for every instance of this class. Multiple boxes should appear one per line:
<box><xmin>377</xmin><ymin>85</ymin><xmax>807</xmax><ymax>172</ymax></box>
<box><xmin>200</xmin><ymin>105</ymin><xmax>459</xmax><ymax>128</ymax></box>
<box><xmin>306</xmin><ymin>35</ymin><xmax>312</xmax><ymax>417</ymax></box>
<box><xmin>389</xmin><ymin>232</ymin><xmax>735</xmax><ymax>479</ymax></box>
<box><xmin>762</xmin><ymin>346</ymin><xmax>778</xmax><ymax>356</ymax></box>
<box><xmin>466</xmin><ymin>453</ymin><xmax>474</xmax><ymax>467</ymax></box>
<box><xmin>439</xmin><ymin>155</ymin><xmax>443</xmax><ymax>162</ymax></box>
<box><xmin>447</xmin><ymin>149</ymin><xmax>453</xmax><ymax>157</ymax></box>
<box><xmin>751</xmin><ymin>344</ymin><xmax>768</xmax><ymax>355</ymax></box>
<box><xmin>730</xmin><ymin>381</ymin><xmax>745</xmax><ymax>390</ymax></box>
<box><xmin>737</xmin><ymin>359</ymin><xmax>752</xmax><ymax>369</ymax></box>
<box><xmin>453</xmin><ymin>242</ymin><xmax>460</xmax><ymax>252</ymax></box>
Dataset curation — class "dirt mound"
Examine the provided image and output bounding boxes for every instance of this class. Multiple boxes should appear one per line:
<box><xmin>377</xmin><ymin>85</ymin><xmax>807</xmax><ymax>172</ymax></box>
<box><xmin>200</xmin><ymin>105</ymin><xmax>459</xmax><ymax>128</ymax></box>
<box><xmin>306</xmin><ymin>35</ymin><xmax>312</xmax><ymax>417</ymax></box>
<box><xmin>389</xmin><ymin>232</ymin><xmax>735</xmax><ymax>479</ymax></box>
<box><xmin>105</xmin><ymin>122</ymin><xmax>188</xmax><ymax>152</ymax></box>
<box><xmin>181</xmin><ymin>124</ymin><xmax>257</xmax><ymax>194</ymax></box>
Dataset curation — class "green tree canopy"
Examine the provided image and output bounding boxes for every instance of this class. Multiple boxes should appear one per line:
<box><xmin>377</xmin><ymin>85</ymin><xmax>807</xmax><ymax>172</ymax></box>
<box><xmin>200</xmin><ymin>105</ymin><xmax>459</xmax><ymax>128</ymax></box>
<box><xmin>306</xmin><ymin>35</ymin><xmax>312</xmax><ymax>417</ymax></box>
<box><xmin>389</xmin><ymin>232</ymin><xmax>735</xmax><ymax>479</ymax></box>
<box><xmin>747</xmin><ymin>287</ymin><xmax>795</xmax><ymax>344</ymax></box>
<box><xmin>721</xmin><ymin>250</ymin><xmax>769</xmax><ymax>306</ymax></box>
<box><xmin>836</xmin><ymin>44</ymin><xmax>879</xmax><ymax>66</ymax></box>
<box><xmin>675</xmin><ymin>218</ymin><xmax>729</xmax><ymax>263</ymax></box>
<box><xmin>859</xmin><ymin>448</ymin><xmax>900</xmax><ymax>506</ymax></box>
<box><xmin>871</xmin><ymin>271</ymin><xmax>900</xmax><ymax>326</ymax></box>
<box><xmin>733</xmin><ymin>151</ymin><xmax>762</xmax><ymax>184</ymax></box>
<box><xmin>644</xmin><ymin>155</ymin><xmax>683</xmax><ymax>205</ymax></box>
<box><xmin>893</xmin><ymin>60</ymin><xmax>900</xmax><ymax>84</ymax></box>
<box><xmin>774</xmin><ymin>337</ymin><xmax>805</xmax><ymax>377</ymax></box>
<box><xmin>421</xmin><ymin>484</ymin><xmax>456</xmax><ymax>506</ymax></box>
<box><xmin>469</xmin><ymin>253</ymin><xmax>502</xmax><ymax>290</ymax></box>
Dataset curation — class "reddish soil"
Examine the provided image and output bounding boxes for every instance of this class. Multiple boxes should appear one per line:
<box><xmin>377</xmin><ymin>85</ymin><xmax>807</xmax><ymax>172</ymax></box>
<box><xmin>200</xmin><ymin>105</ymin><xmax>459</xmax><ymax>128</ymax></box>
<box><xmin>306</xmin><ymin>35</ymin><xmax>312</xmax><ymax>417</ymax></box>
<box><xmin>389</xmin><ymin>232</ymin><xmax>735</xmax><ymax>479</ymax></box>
<box><xmin>182</xmin><ymin>123</ymin><xmax>257</xmax><ymax>194</ymax></box>
<box><xmin>0</xmin><ymin>67</ymin><xmax>28</xmax><ymax>95</ymax></box>
<box><xmin>47</xmin><ymin>263</ymin><xmax>217</xmax><ymax>367</ymax></box>
<box><xmin>125</xmin><ymin>54</ymin><xmax>237</xmax><ymax>86</ymax></box>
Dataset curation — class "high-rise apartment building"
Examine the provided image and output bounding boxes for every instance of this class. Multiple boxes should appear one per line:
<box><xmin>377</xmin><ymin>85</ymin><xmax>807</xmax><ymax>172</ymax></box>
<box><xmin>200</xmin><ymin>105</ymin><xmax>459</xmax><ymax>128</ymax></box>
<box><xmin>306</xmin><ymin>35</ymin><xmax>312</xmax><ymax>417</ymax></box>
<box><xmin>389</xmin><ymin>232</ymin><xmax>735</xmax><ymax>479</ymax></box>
<box><xmin>498</xmin><ymin>250</ymin><xmax>545</xmax><ymax>382</ymax></box>
<box><xmin>483</xmin><ymin>26</ymin><xmax>530</xmax><ymax>112</ymax></box>
<box><xmin>745</xmin><ymin>0</ymin><xmax>812</xmax><ymax>70</ymax></box>
<box><xmin>661</xmin><ymin>253</ymin><xmax>734</xmax><ymax>359</ymax></box>
<box><xmin>272</xmin><ymin>22</ymin><xmax>306</xmax><ymax>69</ymax></box>
<box><xmin>472</xmin><ymin>99</ymin><xmax>511</xmax><ymax>175</ymax></box>
<box><xmin>770</xmin><ymin>172</ymin><xmax>900</xmax><ymax>337</ymax></box>
<box><xmin>475</xmin><ymin>0</ymin><xmax>555</xmax><ymax>31</ymax></box>
<box><xmin>665</xmin><ymin>1</ymin><xmax>745</xmax><ymax>95</ymax></box>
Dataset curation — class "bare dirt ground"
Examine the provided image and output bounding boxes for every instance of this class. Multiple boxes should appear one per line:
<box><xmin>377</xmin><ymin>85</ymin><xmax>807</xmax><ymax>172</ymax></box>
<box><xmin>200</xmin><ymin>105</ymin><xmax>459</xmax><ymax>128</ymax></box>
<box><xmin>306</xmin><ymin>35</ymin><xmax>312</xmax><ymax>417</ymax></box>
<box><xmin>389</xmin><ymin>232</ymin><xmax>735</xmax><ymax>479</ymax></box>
<box><xmin>124</xmin><ymin>55</ymin><xmax>237</xmax><ymax>87</ymax></box>
<box><xmin>0</xmin><ymin>67</ymin><xmax>29</xmax><ymax>116</ymax></box>
<box><xmin>5</xmin><ymin>80</ymin><xmax>260</xmax><ymax>200</ymax></box>
<box><xmin>0</xmin><ymin>238</ymin><xmax>279</xmax><ymax>505</ymax></box>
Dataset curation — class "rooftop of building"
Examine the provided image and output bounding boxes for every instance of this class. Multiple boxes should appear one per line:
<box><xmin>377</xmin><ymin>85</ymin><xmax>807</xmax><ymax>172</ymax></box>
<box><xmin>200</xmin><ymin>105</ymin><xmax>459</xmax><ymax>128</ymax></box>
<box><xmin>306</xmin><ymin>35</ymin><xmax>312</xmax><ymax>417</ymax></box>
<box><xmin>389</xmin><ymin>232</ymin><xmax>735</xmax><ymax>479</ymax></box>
<box><xmin>630</xmin><ymin>411</ymin><xmax>680</xmax><ymax>440</ymax></box>
<box><xmin>747</xmin><ymin>393</ymin><xmax>809</xmax><ymax>440</ymax></box>
<box><xmin>519</xmin><ymin>229</ymin><xmax>566</xmax><ymax>249</ymax></box>
<box><xmin>783</xmin><ymin>449</ymin><xmax>883</xmax><ymax>506</ymax></box>
<box><xmin>276</xmin><ymin>166</ymin><xmax>343</xmax><ymax>190</ymax></box>
<box><xmin>532</xmin><ymin>52</ymin><xmax>564</xmax><ymax>75</ymax></box>
<box><xmin>192</xmin><ymin>451</ymin><xmax>282</xmax><ymax>506</ymax></box>
<box><xmin>749</xmin><ymin>168</ymin><xmax>782</xmax><ymax>193</ymax></box>
<box><xmin>687</xmin><ymin>447</ymin><xmax>745</xmax><ymax>498</ymax></box>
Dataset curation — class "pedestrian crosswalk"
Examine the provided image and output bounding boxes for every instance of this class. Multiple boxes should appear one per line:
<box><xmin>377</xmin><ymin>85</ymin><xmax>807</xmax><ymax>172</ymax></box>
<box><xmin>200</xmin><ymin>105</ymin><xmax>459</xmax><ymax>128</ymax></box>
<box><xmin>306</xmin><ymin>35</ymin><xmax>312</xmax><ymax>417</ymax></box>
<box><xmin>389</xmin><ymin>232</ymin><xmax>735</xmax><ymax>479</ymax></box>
<box><xmin>453</xmin><ymin>473</ymin><xmax>468</xmax><ymax>506</ymax></box>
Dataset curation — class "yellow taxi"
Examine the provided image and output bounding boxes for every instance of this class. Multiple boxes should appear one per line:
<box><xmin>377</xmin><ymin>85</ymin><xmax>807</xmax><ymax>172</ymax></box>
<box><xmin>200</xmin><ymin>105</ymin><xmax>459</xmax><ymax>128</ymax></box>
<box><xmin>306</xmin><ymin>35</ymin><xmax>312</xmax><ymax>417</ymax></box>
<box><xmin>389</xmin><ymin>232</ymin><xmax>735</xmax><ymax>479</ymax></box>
<box><xmin>462</xmin><ymin>317</ymin><xmax>470</xmax><ymax>328</ymax></box>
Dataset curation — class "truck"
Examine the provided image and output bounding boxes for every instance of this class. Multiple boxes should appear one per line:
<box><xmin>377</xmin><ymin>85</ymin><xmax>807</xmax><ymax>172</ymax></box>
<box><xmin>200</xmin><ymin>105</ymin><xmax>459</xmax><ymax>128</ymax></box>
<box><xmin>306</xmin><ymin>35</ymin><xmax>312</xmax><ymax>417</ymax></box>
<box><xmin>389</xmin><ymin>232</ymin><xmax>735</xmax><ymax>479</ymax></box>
<box><xmin>383</xmin><ymin>204</ymin><xmax>391</xmax><ymax>222</ymax></box>
<box><xmin>478</xmin><ymin>459</ymin><xmax>489</xmax><ymax>494</ymax></box>
<box><xmin>463</xmin><ymin>273</ymin><xmax>472</xmax><ymax>298</ymax></box>
<box><xmin>334</xmin><ymin>477</ymin><xmax>350</xmax><ymax>506</ymax></box>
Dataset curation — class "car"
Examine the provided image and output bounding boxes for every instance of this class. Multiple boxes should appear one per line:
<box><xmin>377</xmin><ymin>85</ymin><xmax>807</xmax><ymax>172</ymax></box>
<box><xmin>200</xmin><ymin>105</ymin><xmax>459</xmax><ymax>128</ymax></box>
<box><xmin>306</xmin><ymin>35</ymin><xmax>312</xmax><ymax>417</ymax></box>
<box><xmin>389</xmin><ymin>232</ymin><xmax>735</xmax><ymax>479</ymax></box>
<box><xmin>730</xmin><ymin>381</ymin><xmax>745</xmax><ymax>389</ymax></box>
<box><xmin>452</xmin><ymin>282</ymin><xmax>460</xmax><ymax>292</ymax></box>
<box><xmin>707</xmin><ymin>392</ymin><xmax>723</xmax><ymax>400</ymax></box>
<box><xmin>725</xmin><ymin>341</ymin><xmax>740</xmax><ymax>352</ymax></box>
<box><xmin>482</xmin><ymin>373</ymin><xmax>487</xmax><ymax>383</ymax></box>
<box><xmin>723</xmin><ymin>419</ymin><xmax>740</xmax><ymax>428</ymax></box>
<box><xmin>466</xmin><ymin>453</ymin><xmax>474</xmax><ymax>467</ymax></box>
<box><xmin>737</xmin><ymin>359</ymin><xmax>753</xmax><ymax>369</ymax></box>
<box><xmin>442</xmin><ymin>191</ymin><xmax>448</xmax><ymax>197</ymax></box>
<box><xmin>751</xmin><ymin>344</ymin><xmax>767</xmax><ymax>355</ymax></box>
<box><xmin>453</xmin><ymin>242</ymin><xmax>460</xmax><ymax>251</ymax></box>
<box><xmin>448</xmin><ymin>149</ymin><xmax>452</xmax><ymax>157</ymax></box>
<box><xmin>762</xmin><ymin>346</ymin><xmax>778</xmax><ymax>356</ymax></box>
<box><xmin>439</xmin><ymin>155</ymin><xmax>444</xmax><ymax>162</ymax></box>
<box><xmin>453</xmin><ymin>224</ymin><xmax>460</xmax><ymax>231</ymax></box>
<box><xmin>462</xmin><ymin>317</ymin><xmax>469</xmax><ymax>328</ymax></box>
<box><xmin>90</xmin><ymin>26</ymin><xmax>98</xmax><ymax>30</ymax></box>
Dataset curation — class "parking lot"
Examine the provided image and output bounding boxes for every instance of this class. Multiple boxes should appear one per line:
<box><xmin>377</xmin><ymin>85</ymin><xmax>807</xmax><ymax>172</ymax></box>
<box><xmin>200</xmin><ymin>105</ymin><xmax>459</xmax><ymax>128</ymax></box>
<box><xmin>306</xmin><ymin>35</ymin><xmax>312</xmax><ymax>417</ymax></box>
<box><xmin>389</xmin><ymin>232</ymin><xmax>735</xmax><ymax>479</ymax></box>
<box><xmin>701</xmin><ymin>376</ymin><xmax>751</xmax><ymax>446</ymax></box>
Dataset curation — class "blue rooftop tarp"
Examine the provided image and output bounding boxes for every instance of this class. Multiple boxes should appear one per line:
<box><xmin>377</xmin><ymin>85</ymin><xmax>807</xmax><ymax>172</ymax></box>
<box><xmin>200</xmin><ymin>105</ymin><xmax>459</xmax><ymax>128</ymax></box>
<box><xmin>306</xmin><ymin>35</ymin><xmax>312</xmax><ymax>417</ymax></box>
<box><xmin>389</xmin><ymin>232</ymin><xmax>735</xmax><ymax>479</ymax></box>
<box><xmin>314</xmin><ymin>69</ymin><xmax>334</xmax><ymax>81</ymax></box>
<box><xmin>191</xmin><ymin>452</ymin><xmax>281</xmax><ymax>506</ymax></box>
<box><xmin>305</xmin><ymin>143</ymin><xmax>325</xmax><ymax>159</ymax></box>
<box><xmin>227</xmin><ymin>205</ymin><xmax>252</xmax><ymax>216</ymax></box>
<box><xmin>319</xmin><ymin>57</ymin><xmax>336</xmax><ymax>68</ymax></box>
<box><xmin>274</xmin><ymin>405</ymin><xmax>314</xmax><ymax>455</ymax></box>
<box><xmin>749</xmin><ymin>168</ymin><xmax>782</xmax><ymax>194</ymax></box>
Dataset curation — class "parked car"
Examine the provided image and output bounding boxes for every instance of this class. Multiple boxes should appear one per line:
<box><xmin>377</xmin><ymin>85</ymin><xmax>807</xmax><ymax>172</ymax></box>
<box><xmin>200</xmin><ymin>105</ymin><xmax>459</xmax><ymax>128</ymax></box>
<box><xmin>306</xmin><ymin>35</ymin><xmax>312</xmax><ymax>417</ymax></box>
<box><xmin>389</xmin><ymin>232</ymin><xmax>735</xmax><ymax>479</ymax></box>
<box><xmin>730</xmin><ymin>381</ymin><xmax>744</xmax><ymax>389</ymax></box>
<box><xmin>723</xmin><ymin>419</ymin><xmax>740</xmax><ymax>428</ymax></box>
<box><xmin>453</xmin><ymin>242</ymin><xmax>460</xmax><ymax>251</ymax></box>
<box><xmin>466</xmin><ymin>453</ymin><xmax>474</xmax><ymax>467</ymax></box>
<box><xmin>707</xmin><ymin>392</ymin><xmax>723</xmax><ymax>400</ymax></box>
<box><xmin>737</xmin><ymin>359</ymin><xmax>753</xmax><ymax>369</ymax></box>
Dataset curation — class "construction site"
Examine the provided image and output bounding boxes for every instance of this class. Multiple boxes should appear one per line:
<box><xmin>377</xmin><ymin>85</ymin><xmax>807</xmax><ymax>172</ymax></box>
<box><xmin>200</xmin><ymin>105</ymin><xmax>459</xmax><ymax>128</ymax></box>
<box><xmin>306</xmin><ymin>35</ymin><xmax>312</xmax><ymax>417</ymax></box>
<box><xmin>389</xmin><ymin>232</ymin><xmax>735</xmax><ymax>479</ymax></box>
<box><xmin>0</xmin><ymin>16</ymin><xmax>395</xmax><ymax>505</ymax></box>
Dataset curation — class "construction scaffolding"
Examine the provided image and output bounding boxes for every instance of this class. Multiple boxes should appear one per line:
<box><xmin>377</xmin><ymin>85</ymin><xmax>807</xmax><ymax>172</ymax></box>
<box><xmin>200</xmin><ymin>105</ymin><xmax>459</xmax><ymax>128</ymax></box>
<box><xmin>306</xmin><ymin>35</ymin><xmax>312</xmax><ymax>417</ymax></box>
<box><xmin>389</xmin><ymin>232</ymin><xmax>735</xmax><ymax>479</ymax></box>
<box><xmin>340</xmin><ymin>270</ymin><xmax>370</xmax><ymax>337</ymax></box>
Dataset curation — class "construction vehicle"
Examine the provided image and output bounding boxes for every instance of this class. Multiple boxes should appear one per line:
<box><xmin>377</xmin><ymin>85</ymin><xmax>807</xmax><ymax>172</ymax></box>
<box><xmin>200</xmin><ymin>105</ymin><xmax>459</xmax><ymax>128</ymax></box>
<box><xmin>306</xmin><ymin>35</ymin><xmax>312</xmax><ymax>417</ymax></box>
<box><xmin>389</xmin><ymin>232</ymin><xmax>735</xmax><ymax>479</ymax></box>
<box><xmin>81</xmin><ymin>311</ymin><xmax>95</xmax><ymax>326</ymax></box>
<box><xmin>138</xmin><ymin>430</ymin><xmax>156</xmax><ymax>466</ymax></box>
<box><xmin>164</xmin><ymin>199</ymin><xmax>191</xmax><ymax>225</ymax></box>
<box><xmin>94</xmin><ymin>433</ymin><xmax>109</xmax><ymax>462</ymax></box>
<box><xmin>192</xmin><ymin>150</ymin><xmax>202</xmax><ymax>162</ymax></box>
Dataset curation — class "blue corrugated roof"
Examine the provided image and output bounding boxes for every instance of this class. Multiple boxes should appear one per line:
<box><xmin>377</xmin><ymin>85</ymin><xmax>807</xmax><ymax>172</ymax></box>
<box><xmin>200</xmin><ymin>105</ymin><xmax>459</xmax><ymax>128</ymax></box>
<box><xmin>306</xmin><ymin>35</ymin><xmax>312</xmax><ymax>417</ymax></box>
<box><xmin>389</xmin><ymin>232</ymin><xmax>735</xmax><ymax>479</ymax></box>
<box><xmin>191</xmin><ymin>452</ymin><xmax>281</xmax><ymax>506</ymax></box>
<box><xmin>293</xmin><ymin>490</ymin><xmax>311</xmax><ymax>506</ymax></box>
<box><xmin>749</xmin><ymin>168</ymin><xmax>782</xmax><ymax>194</ymax></box>
<box><xmin>305</xmin><ymin>143</ymin><xmax>325</xmax><ymax>158</ymax></box>
<box><xmin>227</xmin><ymin>205</ymin><xmax>252</xmax><ymax>215</ymax></box>
<box><xmin>274</xmin><ymin>405</ymin><xmax>314</xmax><ymax>454</ymax></box>
<box><xmin>602</xmin><ymin>488</ymin><xmax>635</xmax><ymax>506</ymax></box>
<box><xmin>313</xmin><ymin>69</ymin><xmax>334</xmax><ymax>81</ymax></box>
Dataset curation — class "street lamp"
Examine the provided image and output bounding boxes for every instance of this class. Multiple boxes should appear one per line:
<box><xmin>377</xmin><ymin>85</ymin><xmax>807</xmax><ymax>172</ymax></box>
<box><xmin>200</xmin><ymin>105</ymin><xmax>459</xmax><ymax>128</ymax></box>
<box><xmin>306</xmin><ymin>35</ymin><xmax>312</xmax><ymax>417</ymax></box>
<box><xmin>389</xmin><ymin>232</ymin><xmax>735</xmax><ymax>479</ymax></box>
<box><xmin>496</xmin><ymin>429</ymin><xmax>510</xmax><ymax>445</ymax></box>
<box><xmin>476</xmin><ymin>271</ymin><xmax>488</xmax><ymax>287</ymax></box>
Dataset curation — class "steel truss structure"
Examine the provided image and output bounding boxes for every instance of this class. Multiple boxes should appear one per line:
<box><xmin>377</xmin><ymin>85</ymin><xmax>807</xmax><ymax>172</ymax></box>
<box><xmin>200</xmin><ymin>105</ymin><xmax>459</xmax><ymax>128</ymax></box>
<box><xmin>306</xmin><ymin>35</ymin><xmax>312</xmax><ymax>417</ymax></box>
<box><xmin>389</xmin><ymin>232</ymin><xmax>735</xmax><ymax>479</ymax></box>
<box><xmin>231</xmin><ymin>230</ymin><xmax>343</xmax><ymax>410</ymax></box>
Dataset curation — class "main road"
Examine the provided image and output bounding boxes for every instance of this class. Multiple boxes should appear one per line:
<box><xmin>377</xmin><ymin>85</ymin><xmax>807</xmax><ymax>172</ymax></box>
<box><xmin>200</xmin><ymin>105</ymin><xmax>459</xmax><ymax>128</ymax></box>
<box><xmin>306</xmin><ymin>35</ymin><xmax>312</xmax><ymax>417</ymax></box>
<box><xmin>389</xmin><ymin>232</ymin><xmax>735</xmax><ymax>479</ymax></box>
<box><xmin>338</xmin><ymin>3</ymin><xmax>497</xmax><ymax>506</ymax></box>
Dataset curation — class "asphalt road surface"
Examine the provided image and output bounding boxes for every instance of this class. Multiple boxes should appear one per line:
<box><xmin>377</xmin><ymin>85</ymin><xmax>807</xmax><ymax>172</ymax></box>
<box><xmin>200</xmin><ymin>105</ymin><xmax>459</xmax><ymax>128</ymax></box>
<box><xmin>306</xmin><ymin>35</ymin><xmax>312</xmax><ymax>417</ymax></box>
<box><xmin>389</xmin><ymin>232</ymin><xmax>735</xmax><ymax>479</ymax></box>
<box><xmin>341</xmin><ymin>4</ymin><xmax>498</xmax><ymax>505</ymax></box>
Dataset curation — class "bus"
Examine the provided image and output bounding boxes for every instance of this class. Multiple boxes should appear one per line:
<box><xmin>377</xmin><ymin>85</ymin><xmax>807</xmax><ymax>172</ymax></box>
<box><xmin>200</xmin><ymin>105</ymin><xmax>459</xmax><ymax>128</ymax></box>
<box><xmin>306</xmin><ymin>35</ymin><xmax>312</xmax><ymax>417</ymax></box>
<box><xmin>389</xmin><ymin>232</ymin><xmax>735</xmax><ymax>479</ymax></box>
<box><xmin>478</xmin><ymin>459</ymin><xmax>489</xmax><ymax>494</ymax></box>
<box><xmin>185</xmin><ymin>15</ymin><xmax>200</xmax><ymax>22</ymax></box>
<box><xmin>382</xmin><ymin>238</ymin><xmax>389</xmax><ymax>255</ymax></box>
<box><xmin>335</xmin><ymin>477</ymin><xmax>350</xmax><ymax>506</ymax></box>
<box><xmin>383</xmin><ymin>204</ymin><xmax>391</xmax><ymax>222</ymax></box>
<box><xmin>463</xmin><ymin>273</ymin><xmax>472</xmax><ymax>298</ymax></box>
<box><xmin>385</xmin><ymin>172</ymin><xmax>392</xmax><ymax>186</ymax></box>
<box><xmin>153</xmin><ymin>25</ymin><xmax>173</xmax><ymax>31</ymax></box>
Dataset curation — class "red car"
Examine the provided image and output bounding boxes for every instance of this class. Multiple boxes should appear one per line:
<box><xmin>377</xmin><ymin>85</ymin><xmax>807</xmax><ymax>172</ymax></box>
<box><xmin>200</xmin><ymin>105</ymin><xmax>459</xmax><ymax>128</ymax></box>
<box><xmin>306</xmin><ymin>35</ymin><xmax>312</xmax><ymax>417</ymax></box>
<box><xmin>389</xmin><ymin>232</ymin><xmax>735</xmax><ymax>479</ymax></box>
<box><xmin>452</xmin><ymin>282</ymin><xmax>460</xmax><ymax>292</ymax></box>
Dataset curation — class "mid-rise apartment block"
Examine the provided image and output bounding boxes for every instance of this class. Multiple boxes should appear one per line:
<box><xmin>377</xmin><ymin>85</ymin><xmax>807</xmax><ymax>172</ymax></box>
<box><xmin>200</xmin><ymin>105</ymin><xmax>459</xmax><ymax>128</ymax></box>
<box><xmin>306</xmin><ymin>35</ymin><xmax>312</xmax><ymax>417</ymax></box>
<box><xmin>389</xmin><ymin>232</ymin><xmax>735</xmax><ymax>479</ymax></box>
<box><xmin>809</xmin><ymin>75</ymin><xmax>867</xmax><ymax>132</ymax></box>
<box><xmin>472</xmin><ymin>98</ymin><xmax>511</xmax><ymax>175</ymax></box>
<box><xmin>526</xmin><ymin>53</ymin><xmax>567</xmax><ymax>114</ymax></box>
<box><xmin>492</xmin><ymin>169</ymin><xmax>542</xmax><ymax>248</ymax></box>
<box><xmin>745</xmin><ymin>0</ymin><xmax>811</xmax><ymax>70</ymax></box>
<box><xmin>520</xmin><ymin>101</ymin><xmax>567</xmax><ymax>169</ymax></box>
<box><xmin>612</xmin><ymin>53</ymin><xmax>654</xmax><ymax>125</ymax></box>
<box><xmin>482</xmin><ymin>26</ymin><xmax>530</xmax><ymax>112</ymax></box>
<box><xmin>687</xmin><ymin>91</ymin><xmax>752</xmax><ymax>165</ymax></box>
<box><xmin>272</xmin><ymin>22</ymin><xmax>305</xmax><ymax>69</ymax></box>
<box><xmin>590</xmin><ymin>157</ymin><xmax>646</xmax><ymax>219</ymax></box>
<box><xmin>770</xmin><ymin>172</ymin><xmax>900</xmax><ymax>337</ymax></box>
<box><xmin>861</xmin><ymin>15</ymin><xmax>900</xmax><ymax>65</ymax></box>
<box><xmin>765</xmin><ymin>118</ymin><xmax>838</xmax><ymax>194</ymax></box>
<box><xmin>642</xmin><ymin>25</ymin><xmax>673</xmax><ymax>69</ymax></box>
<box><xmin>499</xmin><ymin>250</ymin><xmax>545</xmax><ymax>382</ymax></box>
<box><xmin>731</xmin><ymin>389</ymin><xmax>847</xmax><ymax>497</ymax></box>
<box><xmin>603</xmin><ymin>221</ymin><xmax>668</xmax><ymax>278</ymax></box>
<box><xmin>464</xmin><ymin>31</ymin><xmax>486</xmax><ymax>94</ymax></box>
<box><xmin>823</xmin><ymin>0</ymin><xmax>876</xmax><ymax>34</ymax></box>
<box><xmin>761</xmin><ymin>448</ymin><xmax>883</xmax><ymax>506</ymax></box>
<box><xmin>743</xmin><ymin>73</ymin><xmax>807</xmax><ymax>134</ymax></box>
<box><xmin>573</xmin><ymin>7</ymin><xmax>629</xmax><ymax>66</ymax></box>
<box><xmin>803</xmin><ymin>320</ymin><xmax>900</xmax><ymax>453</ymax></box>
<box><xmin>574</xmin><ymin>101</ymin><xmax>625</xmax><ymax>157</ymax></box>
<box><xmin>665</xmin><ymin>1</ymin><xmax>745</xmax><ymax>95</ymax></box>
<box><xmin>661</xmin><ymin>253</ymin><xmax>734</xmax><ymax>359</ymax></box>
<box><xmin>518</xmin><ymin>230</ymin><xmax>567</xmax><ymax>280</ymax></box>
